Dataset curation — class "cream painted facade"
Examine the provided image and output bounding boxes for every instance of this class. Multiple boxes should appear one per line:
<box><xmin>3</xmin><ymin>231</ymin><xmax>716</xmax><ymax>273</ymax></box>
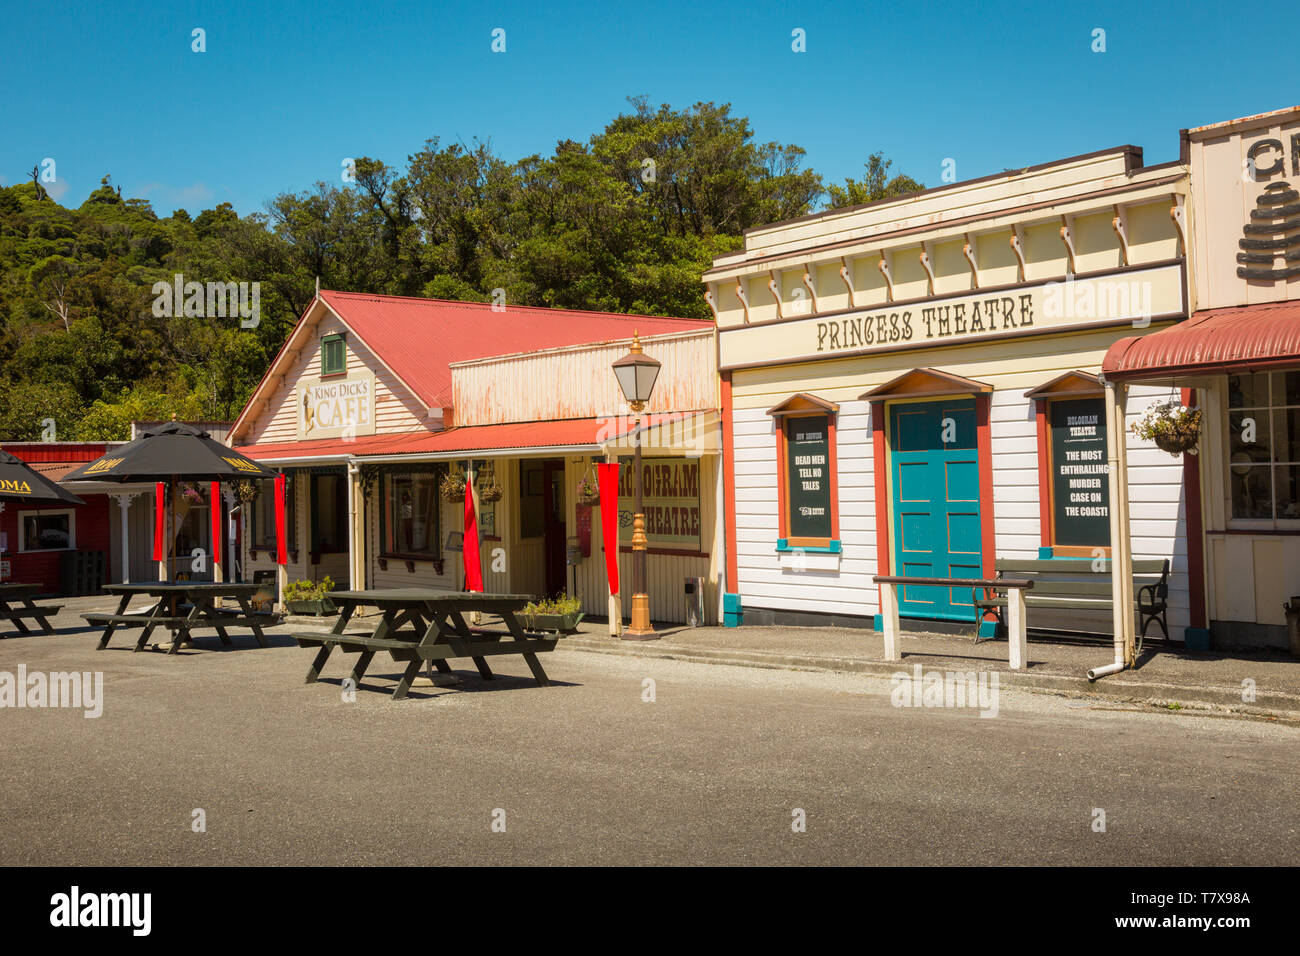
<box><xmin>709</xmin><ymin>145</ymin><xmax>1197</xmax><ymax>639</ymax></box>
<box><xmin>235</xmin><ymin>301</ymin><xmax>720</xmax><ymax>626</ymax></box>
<box><xmin>1175</xmin><ymin>107</ymin><xmax>1300</xmax><ymax>645</ymax></box>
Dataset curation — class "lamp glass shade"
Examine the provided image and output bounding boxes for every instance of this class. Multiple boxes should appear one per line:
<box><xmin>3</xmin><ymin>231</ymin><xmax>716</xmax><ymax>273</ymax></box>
<box><xmin>613</xmin><ymin>352</ymin><xmax>661</xmax><ymax>404</ymax></box>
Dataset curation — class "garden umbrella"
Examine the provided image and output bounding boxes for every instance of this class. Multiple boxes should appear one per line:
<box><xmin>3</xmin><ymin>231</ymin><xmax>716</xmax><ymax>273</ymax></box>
<box><xmin>63</xmin><ymin>420</ymin><xmax>278</xmax><ymax>580</ymax></box>
<box><xmin>0</xmin><ymin>448</ymin><xmax>86</xmax><ymax>505</ymax></box>
<box><xmin>62</xmin><ymin>421</ymin><xmax>276</xmax><ymax>484</ymax></box>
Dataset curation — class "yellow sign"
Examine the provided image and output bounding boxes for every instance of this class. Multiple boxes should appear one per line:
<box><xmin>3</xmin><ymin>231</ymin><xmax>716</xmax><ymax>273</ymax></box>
<box><xmin>0</xmin><ymin>480</ymin><xmax>32</xmax><ymax>495</ymax></box>
<box><xmin>83</xmin><ymin>458</ymin><xmax>124</xmax><ymax>475</ymax></box>
<box><xmin>718</xmin><ymin>263</ymin><xmax>1185</xmax><ymax>370</ymax></box>
<box><xmin>297</xmin><ymin>375</ymin><xmax>376</xmax><ymax>440</ymax></box>
<box><xmin>222</xmin><ymin>456</ymin><xmax>265</xmax><ymax>474</ymax></box>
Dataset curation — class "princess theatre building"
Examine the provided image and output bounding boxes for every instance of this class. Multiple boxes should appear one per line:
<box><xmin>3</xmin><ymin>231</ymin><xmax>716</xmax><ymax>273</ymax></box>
<box><xmin>707</xmin><ymin>105</ymin><xmax>1300</xmax><ymax>650</ymax></box>
<box><xmin>707</xmin><ymin>133</ymin><xmax>1197</xmax><ymax>641</ymax></box>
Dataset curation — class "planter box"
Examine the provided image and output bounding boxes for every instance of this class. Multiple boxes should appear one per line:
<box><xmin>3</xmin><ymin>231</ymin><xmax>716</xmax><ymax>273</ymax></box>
<box><xmin>522</xmin><ymin>610</ymin><xmax>584</xmax><ymax>634</ymax></box>
<box><xmin>286</xmin><ymin>597</ymin><xmax>337</xmax><ymax>617</ymax></box>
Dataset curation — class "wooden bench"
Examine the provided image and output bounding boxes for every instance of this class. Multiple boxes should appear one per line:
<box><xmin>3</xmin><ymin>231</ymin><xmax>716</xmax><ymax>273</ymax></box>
<box><xmin>85</xmin><ymin>582</ymin><xmax>275</xmax><ymax>654</ymax></box>
<box><xmin>0</xmin><ymin>583</ymin><xmax>62</xmax><ymax>636</ymax></box>
<box><xmin>0</xmin><ymin>604</ymin><xmax>64</xmax><ymax>629</ymax></box>
<box><xmin>974</xmin><ymin>558</ymin><xmax>1170</xmax><ymax>643</ymax></box>
<box><xmin>295</xmin><ymin>590</ymin><xmax>556</xmax><ymax>700</ymax></box>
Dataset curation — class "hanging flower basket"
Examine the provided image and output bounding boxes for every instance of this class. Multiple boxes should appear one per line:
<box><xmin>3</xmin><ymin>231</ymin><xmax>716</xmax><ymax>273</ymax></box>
<box><xmin>576</xmin><ymin>470</ymin><xmax>600</xmax><ymax>506</ymax></box>
<box><xmin>235</xmin><ymin>479</ymin><xmax>260</xmax><ymax>504</ymax></box>
<box><xmin>1132</xmin><ymin>400</ymin><xmax>1202</xmax><ymax>456</ymax></box>
<box><xmin>440</xmin><ymin>470</ymin><xmax>466</xmax><ymax>502</ymax></box>
<box><xmin>479</xmin><ymin>477</ymin><xmax>503</xmax><ymax>502</ymax></box>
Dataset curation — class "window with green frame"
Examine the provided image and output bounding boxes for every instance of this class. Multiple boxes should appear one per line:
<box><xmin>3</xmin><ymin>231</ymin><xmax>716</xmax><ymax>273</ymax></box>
<box><xmin>321</xmin><ymin>334</ymin><xmax>346</xmax><ymax>375</ymax></box>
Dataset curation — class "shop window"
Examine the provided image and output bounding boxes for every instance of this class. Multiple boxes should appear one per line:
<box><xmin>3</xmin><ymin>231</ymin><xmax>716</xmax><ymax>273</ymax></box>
<box><xmin>321</xmin><ymin>334</ymin><xmax>346</xmax><ymax>376</ymax></box>
<box><xmin>1045</xmin><ymin>396</ymin><xmax>1110</xmax><ymax>550</ymax></box>
<box><xmin>1228</xmin><ymin>371</ymin><xmax>1300</xmax><ymax>521</ymax></box>
<box><xmin>250</xmin><ymin>480</ymin><xmax>296</xmax><ymax>550</ymax></box>
<box><xmin>381</xmin><ymin>470</ymin><xmax>441</xmax><ymax>556</ymax></box>
<box><xmin>19</xmin><ymin>510</ymin><xmax>74</xmax><ymax>552</ymax></box>
<box><xmin>310</xmin><ymin>473</ymin><xmax>347</xmax><ymax>553</ymax></box>
<box><xmin>1027</xmin><ymin>371</ymin><xmax>1110</xmax><ymax>555</ymax></box>
<box><xmin>519</xmin><ymin>459</ymin><xmax>545</xmax><ymax>538</ymax></box>
<box><xmin>766</xmin><ymin>393</ymin><xmax>840</xmax><ymax>551</ymax></box>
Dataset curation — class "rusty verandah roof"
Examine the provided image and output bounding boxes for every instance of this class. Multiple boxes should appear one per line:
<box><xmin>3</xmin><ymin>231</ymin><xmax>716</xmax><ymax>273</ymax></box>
<box><xmin>1102</xmin><ymin>300</ymin><xmax>1300</xmax><ymax>380</ymax></box>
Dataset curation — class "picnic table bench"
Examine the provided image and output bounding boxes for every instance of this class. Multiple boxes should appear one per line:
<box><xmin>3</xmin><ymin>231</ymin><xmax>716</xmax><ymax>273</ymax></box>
<box><xmin>974</xmin><ymin>558</ymin><xmax>1170</xmax><ymax>643</ymax></box>
<box><xmin>0</xmin><ymin>583</ymin><xmax>63</xmax><ymax>636</ymax></box>
<box><xmin>293</xmin><ymin>589</ymin><xmax>559</xmax><ymax>700</ymax></box>
<box><xmin>83</xmin><ymin>582</ymin><xmax>279</xmax><ymax>654</ymax></box>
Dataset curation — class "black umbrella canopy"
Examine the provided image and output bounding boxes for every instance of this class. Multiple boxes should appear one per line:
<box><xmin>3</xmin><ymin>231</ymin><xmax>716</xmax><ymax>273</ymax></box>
<box><xmin>0</xmin><ymin>449</ymin><xmax>86</xmax><ymax>505</ymax></box>
<box><xmin>61</xmin><ymin>421</ymin><xmax>278</xmax><ymax>483</ymax></box>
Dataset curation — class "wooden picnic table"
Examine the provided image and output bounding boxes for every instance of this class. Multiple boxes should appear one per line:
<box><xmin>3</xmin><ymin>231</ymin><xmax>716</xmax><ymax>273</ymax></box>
<box><xmin>0</xmin><ymin>582</ymin><xmax>63</xmax><ymax>637</ymax></box>
<box><xmin>293</xmin><ymin>589</ymin><xmax>558</xmax><ymax>701</ymax></box>
<box><xmin>83</xmin><ymin>581</ymin><xmax>277</xmax><ymax>655</ymax></box>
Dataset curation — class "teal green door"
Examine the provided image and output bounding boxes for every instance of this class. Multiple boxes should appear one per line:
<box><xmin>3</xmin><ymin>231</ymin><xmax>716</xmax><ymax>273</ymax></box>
<box><xmin>889</xmin><ymin>399</ymin><xmax>982</xmax><ymax>621</ymax></box>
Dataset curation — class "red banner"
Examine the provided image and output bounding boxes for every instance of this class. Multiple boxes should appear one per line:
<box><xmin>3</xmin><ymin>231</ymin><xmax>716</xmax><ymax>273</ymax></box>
<box><xmin>463</xmin><ymin>484</ymin><xmax>483</xmax><ymax>592</ymax></box>
<box><xmin>152</xmin><ymin>482</ymin><xmax>165</xmax><ymax>562</ymax></box>
<box><xmin>274</xmin><ymin>473</ymin><xmax>287</xmax><ymax>565</ymax></box>
<box><xmin>210</xmin><ymin>481</ymin><xmax>222</xmax><ymax>567</ymax></box>
<box><xmin>597</xmin><ymin>463</ymin><xmax>619</xmax><ymax>595</ymax></box>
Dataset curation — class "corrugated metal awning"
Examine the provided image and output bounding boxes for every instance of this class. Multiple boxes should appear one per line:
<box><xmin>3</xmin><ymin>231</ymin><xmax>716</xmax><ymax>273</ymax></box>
<box><xmin>1102</xmin><ymin>300</ymin><xmax>1300</xmax><ymax>381</ymax></box>
<box><xmin>236</xmin><ymin>412</ymin><xmax>717</xmax><ymax>464</ymax></box>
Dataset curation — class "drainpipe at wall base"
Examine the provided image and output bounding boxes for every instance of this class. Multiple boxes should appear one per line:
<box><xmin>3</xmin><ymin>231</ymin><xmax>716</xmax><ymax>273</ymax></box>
<box><xmin>1087</xmin><ymin>661</ymin><xmax>1127</xmax><ymax>681</ymax></box>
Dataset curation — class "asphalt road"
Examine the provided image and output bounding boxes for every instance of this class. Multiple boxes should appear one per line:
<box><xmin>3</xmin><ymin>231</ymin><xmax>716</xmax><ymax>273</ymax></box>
<box><xmin>0</xmin><ymin>629</ymin><xmax>1296</xmax><ymax>866</ymax></box>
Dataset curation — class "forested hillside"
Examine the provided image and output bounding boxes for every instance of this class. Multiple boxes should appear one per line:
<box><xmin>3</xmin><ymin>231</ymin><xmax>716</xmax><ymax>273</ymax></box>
<box><xmin>0</xmin><ymin>99</ymin><xmax>921</xmax><ymax>440</ymax></box>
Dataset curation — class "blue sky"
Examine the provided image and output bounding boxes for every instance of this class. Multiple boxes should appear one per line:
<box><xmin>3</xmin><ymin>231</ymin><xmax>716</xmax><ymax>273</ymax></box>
<box><xmin>1</xmin><ymin>0</ymin><xmax>1292</xmax><ymax>217</ymax></box>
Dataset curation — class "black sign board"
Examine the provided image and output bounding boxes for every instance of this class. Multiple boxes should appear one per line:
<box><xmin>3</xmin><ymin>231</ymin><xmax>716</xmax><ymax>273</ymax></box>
<box><xmin>786</xmin><ymin>415</ymin><xmax>833</xmax><ymax>540</ymax></box>
<box><xmin>1049</xmin><ymin>398</ymin><xmax>1110</xmax><ymax>547</ymax></box>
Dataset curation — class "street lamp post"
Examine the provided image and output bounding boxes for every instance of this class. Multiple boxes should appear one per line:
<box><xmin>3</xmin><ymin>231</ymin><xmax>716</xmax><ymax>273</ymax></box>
<box><xmin>612</xmin><ymin>332</ymin><xmax>661</xmax><ymax>640</ymax></box>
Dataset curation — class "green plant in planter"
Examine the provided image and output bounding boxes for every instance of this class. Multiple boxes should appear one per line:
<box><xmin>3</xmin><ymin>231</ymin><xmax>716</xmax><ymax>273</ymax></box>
<box><xmin>440</xmin><ymin>470</ymin><xmax>466</xmax><ymax>502</ymax></box>
<box><xmin>521</xmin><ymin>591</ymin><xmax>584</xmax><ymax>634</ymax></box>
<box><xmin>523</xmin><ymin>592</ymin><xmax>582</xmax><ymax>616</ymax></box>
<box><xmin>284</xmin><ymin>575</ymin><xmax>337</xmax><ymax>615</ymax></box>
<box><xmin>575</xmin><ymin>472</ymin><xmax>599</xmax><ymax>505</ymax></box>
<box><xmin>1132</xmin><ymin>400</ymin><xmax>1202</xmax><ymax>456</ymax></box>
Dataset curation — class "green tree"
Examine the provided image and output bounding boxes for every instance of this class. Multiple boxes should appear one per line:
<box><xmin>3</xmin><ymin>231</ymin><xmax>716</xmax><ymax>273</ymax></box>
<box><xmin>825</xmin><ymin>152</ymin><xmax>925</xmax><ymax>209</ymax></box>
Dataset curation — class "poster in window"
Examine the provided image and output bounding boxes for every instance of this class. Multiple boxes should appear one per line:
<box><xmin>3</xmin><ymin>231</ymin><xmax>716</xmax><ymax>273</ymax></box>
<box><xmin>1050</xmin><ymin>398</ymin><xmax>1110</xmax><ymax>547</ymax></box>
<box><xmin>786</xmin><ymin>415</ymin><xmax>833</xmax><ymax>540</ymax></box>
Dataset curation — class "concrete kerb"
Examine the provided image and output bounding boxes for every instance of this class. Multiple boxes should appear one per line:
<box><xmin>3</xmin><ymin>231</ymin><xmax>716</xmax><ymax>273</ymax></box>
<box><xmin>556</xmin><ymin>634</ymin><xmax>1300</xmax><ymax>721</ymax></box>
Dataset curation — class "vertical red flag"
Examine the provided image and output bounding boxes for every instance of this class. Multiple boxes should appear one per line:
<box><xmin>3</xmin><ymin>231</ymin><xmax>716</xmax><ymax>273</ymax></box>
<box><xmin>274</xmin><ymin>473</ymin><xmax>287</xmax><ymax>565</ymax></box>
<box><xmin>152</xmin><ymin>482</ymin><xmax>165</xmax><ymax>561</ymax></box>
<box><xmin>463</xmin><ymin>484</ymin><xmax>483</xmax><ymax>592</ymax></box>
<box><xmin>210</xmin><ymin>481</ymin><xmax>221</xmax><ymax>567</ymax></box>
<box><xmin>597</xmin><ymin>463</ymin><xmax>619</xmax><ymax>595</ymax></box>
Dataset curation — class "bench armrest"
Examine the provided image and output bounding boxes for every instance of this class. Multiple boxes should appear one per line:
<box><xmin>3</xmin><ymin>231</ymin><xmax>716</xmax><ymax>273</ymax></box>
<box><xmin>1137</xmin><ymin>581</ymin><xmax>1167</xmax><ymax>609</ymax></box>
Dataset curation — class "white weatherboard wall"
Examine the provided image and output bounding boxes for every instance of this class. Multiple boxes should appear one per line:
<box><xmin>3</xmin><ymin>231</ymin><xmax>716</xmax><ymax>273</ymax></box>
<box><xmin>734</xmin><ymin>401</ymin><xmax>877</xmax><ymax>618</ymax></box>
<box><xmin>731</xmin><ymin>370</ymin><xmax>1191</xmax><ymax>636</ymax></box>
<box><xmin>989</xmin><ymin>383</ymin><xmax>1192</xmax><ymax>636</ymax></box>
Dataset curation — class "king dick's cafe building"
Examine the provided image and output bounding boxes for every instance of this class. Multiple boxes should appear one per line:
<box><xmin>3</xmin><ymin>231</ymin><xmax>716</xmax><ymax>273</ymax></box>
<box><xmin>705</xmin><ymin>106</ymin><xmax>1300</xmax><ymax>652</ymax></box>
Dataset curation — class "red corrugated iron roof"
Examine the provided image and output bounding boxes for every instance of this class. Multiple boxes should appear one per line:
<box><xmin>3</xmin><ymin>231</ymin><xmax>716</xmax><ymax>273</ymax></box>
<box><xmin>236</xmin><ymin>413</ymin><xmax>697</xmax><ymax>462</ymax></box>
<box><xmin>0</xmin><ymin>443</ymin><xmax>112</xmax><ymax>463</ymax></box>
<box><xmin>1103</xmin><ymin>300</ymin><xmax>1300</xmax><ymax>380</ymax></box>
<box><xmin>318</xmin><ymin>290</ymin><xmax>711</xmax><ymax>408</ymax></box>
<box><xmin>30</xmin><ymin>462</ymin><xmax>82</xmax><ymax>481</ymax></box>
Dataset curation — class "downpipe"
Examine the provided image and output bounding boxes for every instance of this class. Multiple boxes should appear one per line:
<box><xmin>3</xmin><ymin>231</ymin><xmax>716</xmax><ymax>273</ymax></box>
<box><xmin>1090</xmin><ymin>376</ymin><xmax>1131</xmax><ymax>684</ymax></box>
<box><xmin>1087</xmin><ymin>660</ymin><xmax>1127</xmax><ymax>681</ymax></box>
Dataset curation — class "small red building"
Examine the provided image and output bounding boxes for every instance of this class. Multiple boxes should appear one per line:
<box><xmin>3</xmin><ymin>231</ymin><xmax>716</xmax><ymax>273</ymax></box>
<box><xmin>0</xmin><ymin>443</ymin><xmax>116</xmax><ymax>595</ymax></box>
